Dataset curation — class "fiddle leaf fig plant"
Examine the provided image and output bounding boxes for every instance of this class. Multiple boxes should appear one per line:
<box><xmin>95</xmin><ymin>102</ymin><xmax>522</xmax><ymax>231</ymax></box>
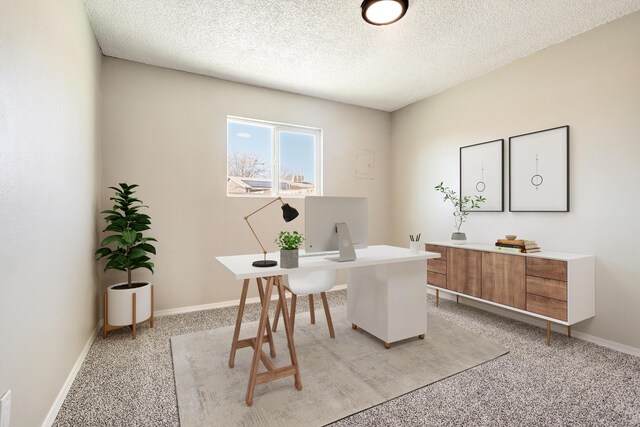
<box><xmin>435</xmin><ymin>182</ymin><xmax>486</xmax><ymax>232</ymax></box>
<box><xmin>275</xmin><ymin>230</ymin><xmax>304</xmax><ymax>250</ymax></box>
<box><xmin>96</xmin><ymin>183</ymin><xmax>157</xmax><ymax>287</ymax></box>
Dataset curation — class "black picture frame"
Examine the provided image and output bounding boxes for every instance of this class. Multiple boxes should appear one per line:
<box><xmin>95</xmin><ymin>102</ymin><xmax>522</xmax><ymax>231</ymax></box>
<box><xmin>460</xmin><ymin>139</ymin><xmax>504</xmax><ymax>212</ymax></box>
<box><xmin>509</xmin><ymin>125</ymin><xmax>570</xmax><ymax>212</ymax></box>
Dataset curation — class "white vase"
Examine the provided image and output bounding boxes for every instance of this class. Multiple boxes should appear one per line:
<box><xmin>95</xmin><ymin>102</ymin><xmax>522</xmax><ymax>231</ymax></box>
<box><xmin>107</xmin><ymin>281</ymin><xmax>152</xmax><ymax>326</ymax></box>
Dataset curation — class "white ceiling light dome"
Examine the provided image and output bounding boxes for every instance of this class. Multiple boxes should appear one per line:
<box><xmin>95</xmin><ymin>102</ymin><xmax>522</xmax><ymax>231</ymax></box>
<box><xmin>361</xmin><ymin>0</ymin><xmax>409</xmax><ymax>26</ymax></box>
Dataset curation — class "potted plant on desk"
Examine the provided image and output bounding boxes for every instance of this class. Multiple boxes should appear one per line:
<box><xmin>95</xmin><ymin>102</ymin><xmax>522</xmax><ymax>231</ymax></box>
<box><xmin>96</xmin><ymin>183</ymin><xmax>157</xmax><ymax>338</ymax></box>
<box><xmin>275</xmin><ymin>231</ymin><xmax>304</xmax><ymax>268</ymax></box>
<box><xmin>435</xmin><ymin>182</ymin><xmax>485</xmax><ymax>244</ymax></box>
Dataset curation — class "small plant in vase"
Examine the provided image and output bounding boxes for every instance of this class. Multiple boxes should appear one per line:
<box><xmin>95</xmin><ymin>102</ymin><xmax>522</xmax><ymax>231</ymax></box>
<box><xmin>435</xmin><ymin>182</ymin><xmax>485</xmax><ymax>244</ymax></box>
<box><xmin>275</xmin><ymin>231</ymin><xmax>304</xmax><ymax>268</ymax></box>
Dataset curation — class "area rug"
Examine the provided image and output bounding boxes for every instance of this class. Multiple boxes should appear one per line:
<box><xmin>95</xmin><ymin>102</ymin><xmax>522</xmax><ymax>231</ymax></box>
<box><xmin>171</xmin><ymin>305</ymin><xmax>507</xmax><ymax>427</ymax></box>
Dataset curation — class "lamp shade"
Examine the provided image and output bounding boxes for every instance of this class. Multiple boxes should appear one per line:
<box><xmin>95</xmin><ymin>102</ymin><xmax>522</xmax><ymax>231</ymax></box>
<box><xmin>361</xmin><ymin>0</ymin><xmax>408</xmax><ymax>26</ymax></box>
<box><xmin>281</xmin><ymin>203</ymin><xmax>299</xmax><ymax>222</ymax></box>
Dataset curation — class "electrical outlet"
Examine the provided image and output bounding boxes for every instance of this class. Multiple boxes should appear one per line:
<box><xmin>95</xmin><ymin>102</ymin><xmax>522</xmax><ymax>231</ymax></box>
<box><xmin>0</xmin><ymin>389</ymin><xmax>10</xmax><ymax>427</ymax></box>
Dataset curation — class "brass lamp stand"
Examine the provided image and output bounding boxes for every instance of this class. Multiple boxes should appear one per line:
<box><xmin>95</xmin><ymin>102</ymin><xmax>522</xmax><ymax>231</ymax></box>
<box><xmin>244</xmin><ymin>197</ymin><xmax>299</xmax><ymax>267</ymax></box>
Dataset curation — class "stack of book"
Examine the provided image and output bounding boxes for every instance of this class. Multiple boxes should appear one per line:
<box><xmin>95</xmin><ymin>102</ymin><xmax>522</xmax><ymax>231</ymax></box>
<box><xmin>495</xmin><ymin>239</ymin><xmax>540</xmax><ymax>253</ymax></box>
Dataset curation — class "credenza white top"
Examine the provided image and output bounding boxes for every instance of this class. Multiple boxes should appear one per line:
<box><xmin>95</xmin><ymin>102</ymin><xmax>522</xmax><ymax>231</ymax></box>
<box><xmin>216</xmin><ymin>244</ymin><xmax>440</xmax><ymax>280</ymax></box>
<box><xmin>426</xmin><ymin>241</ymin><xmax>593</xmax><ymax>261</ymax></box>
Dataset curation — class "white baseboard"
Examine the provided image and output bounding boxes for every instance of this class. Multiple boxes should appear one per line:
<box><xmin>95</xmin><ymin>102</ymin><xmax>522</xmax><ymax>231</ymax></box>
<box><xmin>569</xmin><ymin>330</ymin><xmax>640</xmax><ymax>357</ymax></box>
<box><xmin>42</xmin><ymin>320</ymin><xmax>102</xmax><ymax>427</ymax></box>
<box><xmin>427</xmin><ymin>289</ymin><xmax>640</xmax><ymax>357</ymax></box>
<box><xmin>155</xmin><ymin>284</ymin><xmax>348</xmax><ymax>318</ymax></box>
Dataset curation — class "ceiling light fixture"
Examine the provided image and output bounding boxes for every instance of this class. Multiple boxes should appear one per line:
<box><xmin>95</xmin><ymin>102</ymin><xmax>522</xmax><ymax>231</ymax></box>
<box><xmin>361</xmin><ymin>0</ymin><xmax>408</xmax><ymax>26</ymax></box>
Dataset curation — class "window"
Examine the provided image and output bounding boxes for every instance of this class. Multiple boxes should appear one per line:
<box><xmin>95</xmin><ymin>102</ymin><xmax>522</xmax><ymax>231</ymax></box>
<box><xmin>227</xmin><ymin>117</ymin><xmax>322</xmax><ymax>197</ymax></box>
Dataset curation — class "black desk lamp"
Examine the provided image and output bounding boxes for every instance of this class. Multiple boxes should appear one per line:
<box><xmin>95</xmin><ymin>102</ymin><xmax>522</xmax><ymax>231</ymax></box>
<box><xmin>244</xmin><ymin>197</ymin><xmax>299</xmax><ymax>267</ymax></box>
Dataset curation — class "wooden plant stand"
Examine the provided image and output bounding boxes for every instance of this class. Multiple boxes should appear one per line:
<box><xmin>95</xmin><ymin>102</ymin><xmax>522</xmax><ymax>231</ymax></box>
<box><xmin>103</xmin><ymin>285</ymin><xmax>155</xmax><ymax>339</ymax></box>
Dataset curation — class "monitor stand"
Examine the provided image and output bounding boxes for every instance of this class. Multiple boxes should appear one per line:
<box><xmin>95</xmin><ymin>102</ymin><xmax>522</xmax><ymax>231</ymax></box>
<box><xmin>328</xmin><ymin>222</ymin><xmax>356</xmax><ymax>262</ymax></box>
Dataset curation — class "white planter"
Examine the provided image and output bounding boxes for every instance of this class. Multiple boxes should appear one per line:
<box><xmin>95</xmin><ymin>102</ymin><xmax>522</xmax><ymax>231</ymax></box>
<box><xmin>451</xmin><ymin>232</ymin><xmax>467</xmax><ymax>245</ymax></box>
<box><xmin>107</xmin><ymin>281</ymin><xmax>152</xmax><ymax>327</ymax></box>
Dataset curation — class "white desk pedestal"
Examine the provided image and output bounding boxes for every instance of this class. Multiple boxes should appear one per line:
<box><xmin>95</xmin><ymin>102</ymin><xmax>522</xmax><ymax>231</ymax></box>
<box><xmin>347</xmin><ymin>260</ymin><xmax>427</xmax><ymax>346</ymax></box>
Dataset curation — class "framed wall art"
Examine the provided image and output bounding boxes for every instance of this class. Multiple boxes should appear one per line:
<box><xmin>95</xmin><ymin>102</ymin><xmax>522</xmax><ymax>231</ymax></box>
<box><xmin>460</xmin><ymin>139</ymin><xmax>504</xmax><ymax>211</ymax></box>
<box><xmin>509</xmin><ymin>125</ymin><xmax>569</xmax><ymax>212</ymax></box>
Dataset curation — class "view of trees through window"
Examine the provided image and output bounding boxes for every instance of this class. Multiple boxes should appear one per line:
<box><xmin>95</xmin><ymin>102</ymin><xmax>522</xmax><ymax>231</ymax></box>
<box><xmin>227</xmin><ymin>118</ymin><xmax>321</xmax><ymax>196</ymax></box>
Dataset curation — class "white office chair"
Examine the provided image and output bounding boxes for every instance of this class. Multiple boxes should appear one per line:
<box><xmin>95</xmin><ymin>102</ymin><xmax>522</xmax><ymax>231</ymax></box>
<box><xmin>272</xmin><ymin>270</ymin><xmax>336</xmax><ymax>339</ymax></box>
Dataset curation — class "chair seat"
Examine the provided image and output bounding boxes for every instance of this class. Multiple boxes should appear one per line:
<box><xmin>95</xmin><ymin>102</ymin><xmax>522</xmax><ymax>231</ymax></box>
<box><xmin>273</xmin><ymin>269</ymin><xmax>337</xmax><ymax>339</ymax></box>
<box><xmin>284</xmin><ymin>270</ymin><xmax>336</xmax><ymax>296</ymax></box>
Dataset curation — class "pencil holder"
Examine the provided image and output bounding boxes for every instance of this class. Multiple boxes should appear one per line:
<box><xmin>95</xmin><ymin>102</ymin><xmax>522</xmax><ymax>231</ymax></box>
<box><xmin>410</xmin><ymin>241</ymin><xmax>420</xmax><ymax>254</ymax></box>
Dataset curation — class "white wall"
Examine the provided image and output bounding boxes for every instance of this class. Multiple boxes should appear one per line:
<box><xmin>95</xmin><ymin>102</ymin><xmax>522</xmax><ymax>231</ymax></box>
<box><xmin>391</xmin><ymin>11</ymin><xmax>640</xmax><ymax>349</ymax></box>
<box><xmin>100</xmin><ymin>58</ymin><xmax>391</xmax><ymax>310</ymax></box>
<box><xmin>0</xmin><ymin>1</ymin><xmax>102</xmax><ymax>426</ymax></box>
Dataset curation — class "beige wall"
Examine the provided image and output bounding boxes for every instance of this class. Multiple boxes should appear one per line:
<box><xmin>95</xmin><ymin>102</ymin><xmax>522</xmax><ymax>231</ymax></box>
<box><xmin>0</xmin><ymin>1</ymin><xmax>102</xmax><ymax>426</ymax></box>
<box><xmin>100</xmin><ymin>58</ymin><xmax>391</xmax><ymax>310</ymax></box>
<box><xmin>391</xmin><ymin>11</ymin><xmax>640</xmax><ymax>349</ymax></box>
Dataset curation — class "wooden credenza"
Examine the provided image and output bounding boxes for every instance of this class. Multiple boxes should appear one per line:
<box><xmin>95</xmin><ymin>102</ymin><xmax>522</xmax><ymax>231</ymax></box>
<box><xmin>425</xmin><ymin>242</ymin><xmax>595</xmax><ymax>344</ymax></box>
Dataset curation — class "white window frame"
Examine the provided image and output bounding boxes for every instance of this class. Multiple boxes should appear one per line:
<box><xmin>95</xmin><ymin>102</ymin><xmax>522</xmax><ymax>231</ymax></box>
<box><xmin>227</xmin><ymin>116</ymin><xmax>323</xmax><ymax>198</ymax></box>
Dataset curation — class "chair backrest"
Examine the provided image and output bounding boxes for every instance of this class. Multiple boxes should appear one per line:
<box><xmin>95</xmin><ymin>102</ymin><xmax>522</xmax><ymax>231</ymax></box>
<box><xmin>284</xmin><ymin>269</ymin><xmax>337</xmax><ymax>296</ymax></box>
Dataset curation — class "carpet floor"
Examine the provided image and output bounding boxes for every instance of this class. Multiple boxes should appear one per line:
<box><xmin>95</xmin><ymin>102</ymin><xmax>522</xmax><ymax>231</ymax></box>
<box><xmin>53</xmin><ymin>291</ymin><xmax>640</xmax><ymax>426</ymax></box>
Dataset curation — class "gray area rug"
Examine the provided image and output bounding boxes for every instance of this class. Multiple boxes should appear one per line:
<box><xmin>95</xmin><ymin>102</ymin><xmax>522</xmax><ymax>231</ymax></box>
<box><xmin>171</xmin><ymin>306</ymin><xmax>507</xmax><ymax>426</ymax></box>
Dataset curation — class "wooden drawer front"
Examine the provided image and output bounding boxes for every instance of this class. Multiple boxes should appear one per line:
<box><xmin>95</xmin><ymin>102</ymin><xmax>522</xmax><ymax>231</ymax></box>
<box><xmin>481</xmin><ymin>252</ymin><xmax>526</xmax><ymax>310</ymax></box>
<box><xmin>427</xmin><ymin>259</ymin><xmax>447</xmax><ymax>275</ymax></box>
<box><xmin>447</xmin><ymin>248</ymin><xmax>482</xmax><ymax>298</ymax></box>
<box><xmin>427</xmin><ymin>272</ymin><xmax>447</xmax><ymax>288</ymax></box>
<box><xmin>526</xmin><ymin>293</ymin><xmax>567</xmax><ymax>321</ymax></box>
<box><xmin>526</xmin><ymin>276</ymin><xmax>567</xmax><ymax>301</ymax></box>
<box><xmin>526</xmin><ymin>258</ymin><xmax>567</xmax><ymax>281</ymax></box>
<box><xmin>425</xmin><ymin>244</ymin><xmax>447</xmax><ymax>260</ymax></box>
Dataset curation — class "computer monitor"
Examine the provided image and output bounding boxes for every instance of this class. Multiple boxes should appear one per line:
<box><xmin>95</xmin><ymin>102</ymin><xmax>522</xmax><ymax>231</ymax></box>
<box><xmin>304</xmin><ymin>196</ymin><xmax>368</xmax><ymax>262</ymax></box>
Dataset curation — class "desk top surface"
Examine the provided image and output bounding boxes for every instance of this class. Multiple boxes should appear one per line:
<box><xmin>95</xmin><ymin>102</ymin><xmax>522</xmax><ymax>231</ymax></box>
<box><xmin>216</xmin><ymin>245</ymin><xmax>440</xmax><ymax>280</ymax></box>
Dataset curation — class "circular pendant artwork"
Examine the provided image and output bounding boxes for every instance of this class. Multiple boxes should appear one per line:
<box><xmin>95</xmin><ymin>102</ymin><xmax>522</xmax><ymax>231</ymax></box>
<box><xmin>531</xmin><ymin>153</ymin><xmax>543</xmax><ymax>190</ymax></box>
<box><xmin>476</xmin><ymin>162</ymin><xmax>486</xmax><ymax>193</ymax></box>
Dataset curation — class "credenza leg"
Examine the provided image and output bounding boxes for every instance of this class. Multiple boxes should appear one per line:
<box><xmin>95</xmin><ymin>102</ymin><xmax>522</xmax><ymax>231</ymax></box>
<box><xmin>351</xmin><ymin>323</ymin><xmax>358</xmax><ymax>330</ymax></box>
<box><xmin>384</xmin><ymin>342</ymin><xmax>391</xmax><ymax>349</ymax></box>
<box><xmin>568</xmin><ymin>325</ymin><xmax>572</xmax><ymax>338</ymax></box>
<box><xmin>456</xmin><ymin>295</ymin><xmax>459</xmax><ymax>303</ymax></box>
<box><xmin>436</xmin><ymin>289</ymin><xmax>439</xmax><ymax>307</ymax></box>
<box><xmin>418</xmin><ymin>334</ymin><xmax>425</xmax><ymax>339</ymax></box>
<box><xmin>546</xmin><ymin>321</ymin><xmax>551</xmax><ymax>346</ymax></box>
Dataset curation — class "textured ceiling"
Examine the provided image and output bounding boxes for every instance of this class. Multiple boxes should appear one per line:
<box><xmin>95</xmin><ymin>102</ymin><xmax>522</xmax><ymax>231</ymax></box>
<box><xmin>85</xmin><ymin>1</ymin><xmax>640</xmax><ymax>112</ymax></box>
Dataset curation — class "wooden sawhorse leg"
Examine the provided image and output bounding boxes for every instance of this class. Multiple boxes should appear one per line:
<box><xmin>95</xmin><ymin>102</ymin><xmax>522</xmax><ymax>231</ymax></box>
<box><xmin>229</xmin><ymin>279</ymin><xmax>250</xmax><ymax>368</ymax></box>
<box><xmin>245</xmin><ymin>276</ymin><xmax>302</xmax><ymax>406</ymax></box>
<box><xmin>228</xmin><ymin>278</ymin><xmax>277</xmax><ymax>368</ymax></box>
<box><xmin>256</xmin><ymin>278</ymin><xmax>276</xmax><ymax>358</ymax></box>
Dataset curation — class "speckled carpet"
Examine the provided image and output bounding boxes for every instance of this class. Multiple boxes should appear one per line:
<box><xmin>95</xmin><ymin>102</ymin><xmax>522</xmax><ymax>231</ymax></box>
<box><xmin>53</xmin><ymin>291</ymin><xmax>640</xmax><ymax>426</ymax></box>
<box><xmin>171</xmin><ymin>306</ymin><xmax>506</xmax><ymax>426</ymax></box>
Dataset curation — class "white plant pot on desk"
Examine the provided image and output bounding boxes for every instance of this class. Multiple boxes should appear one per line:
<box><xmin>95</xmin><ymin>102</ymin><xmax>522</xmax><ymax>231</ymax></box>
<box><xmin>104</xmin><ymin>281</ymin><xmax>154</xmax><ymax>338</ymax></box>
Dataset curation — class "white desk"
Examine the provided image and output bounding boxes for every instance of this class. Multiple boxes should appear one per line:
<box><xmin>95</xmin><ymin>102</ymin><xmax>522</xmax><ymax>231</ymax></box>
<box><xmin>216</xmin><ymin>245</ymin><xmax>440</xmax><ymax>405</ymax></box>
